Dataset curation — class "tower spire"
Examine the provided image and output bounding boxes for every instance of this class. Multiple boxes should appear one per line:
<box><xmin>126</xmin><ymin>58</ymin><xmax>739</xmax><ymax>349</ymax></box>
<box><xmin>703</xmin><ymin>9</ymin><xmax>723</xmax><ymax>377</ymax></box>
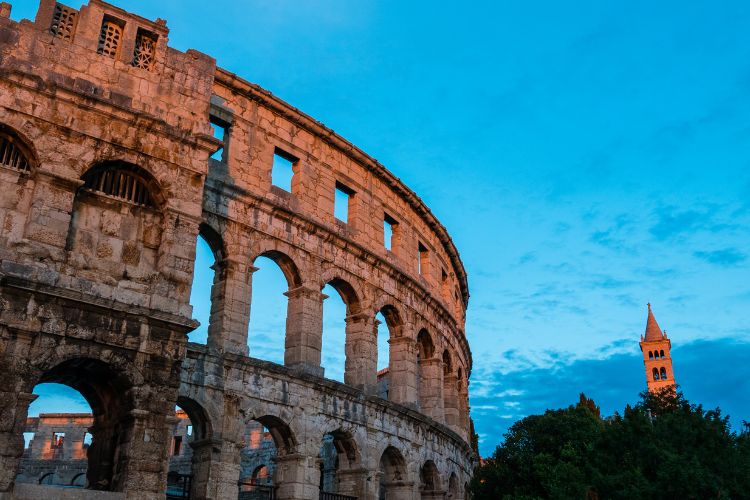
<box><xmin>639</xmin><ymin>304</ymin><xmax>676</xmax><ymax>392</ymax></box>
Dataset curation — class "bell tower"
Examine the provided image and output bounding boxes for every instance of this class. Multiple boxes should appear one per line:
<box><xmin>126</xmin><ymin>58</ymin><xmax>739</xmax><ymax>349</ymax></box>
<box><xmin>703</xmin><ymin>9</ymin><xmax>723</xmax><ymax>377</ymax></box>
<box><xmin>639</xmin><ymin>304</ymin><xmax>676</xmax><ymax>392</ymax></box>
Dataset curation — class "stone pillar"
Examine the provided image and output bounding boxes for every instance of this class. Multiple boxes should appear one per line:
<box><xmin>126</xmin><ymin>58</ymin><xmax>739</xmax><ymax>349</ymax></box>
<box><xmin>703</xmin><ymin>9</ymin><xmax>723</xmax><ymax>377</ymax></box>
<box><xmin>344</xmin><ymin>312</ymin><xmax>377</xmax><ymax>394</ymax></box>
<box><xmin>381</xmin><ymin>480</ymin><xmax>415</xmax><ymax>500</ymax></box>
<box><xmin>207</xmin><ymin>258</ymin><xmax>252</xmax><ymax>356</ymax></box>
<box><xmin>0</xmin><ymin>391</ymin><xmax>35</xmax><ymax>493</ymax></box>
<box><xmin>189</xmin><ymin>438</ymin><xmax>242</xmax><ymax>500</ymax></box>
<box><xmin>113</xmin><ymin>408</ymin><xmax>176</xmax><ymax>499</ymax></box>
<box><xmin>443</xmin><ymin>373</ymin><xmax>459</xmax><ymax>430</ymax></box>
<box><xmin>337</xmin><ymin>467</ymin><xmax>370</xmax><ymax>499</ymax></box>
<box><xmin>274</xmin><ymin>453</ymin><xmax>320</xmax><ymax>500</ymax></box>
<box><xmin>284</xmin><ymin>285</ymin><xmax>325</xmax><ymax>377</ymax></box>
<box><xmin>388</xmin><ymin>336</ymin><xmax>418</xmax><ymax>408</ymax></box>
<box><xmin>418</xmin><ymin>358</ymin><xmax>444</xmax><ymax>422</ymax></box>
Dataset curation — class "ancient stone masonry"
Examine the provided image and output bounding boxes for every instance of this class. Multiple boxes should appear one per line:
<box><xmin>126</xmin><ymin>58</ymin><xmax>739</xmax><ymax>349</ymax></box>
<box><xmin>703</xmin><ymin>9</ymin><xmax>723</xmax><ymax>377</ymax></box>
<box><xmin>0</xmin><ymin>1</ymin><xmax>475</xmax><ymax>499</ymax></box>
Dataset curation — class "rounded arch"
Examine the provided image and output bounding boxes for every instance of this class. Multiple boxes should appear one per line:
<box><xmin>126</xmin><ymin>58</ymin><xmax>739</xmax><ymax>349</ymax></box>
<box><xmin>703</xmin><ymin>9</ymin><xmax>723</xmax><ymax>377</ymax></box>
<box><xmin>80</xmin><ymin>160</ymin><xmax>165</xmax><ymax>208</ymax></box>
<box><xmin>324</xmin><ymin>277</ymin><xmax>362</xmax><ymax>315</ymax></box>
<box><xmin>417</xmin><ymin>329</ymin><xmax>435</xmax><ymax>359</ymax></box>
<box><xmin>652</xmin><ymin>367</ymin><xmax>659</xmax><ymax>380</ymax></box>
<box><xmin>443</xmin><ymin>349</ymin><xmax>454</xmax><ymax>376</ymax></box>
<box><xmin>175</xmin><ymin>396</ymin><xmax>212</xmax><ymax>442</ymax></box>
<box><xmin>325</xmin><ymin>428</ymin><xmax>360</xmax><ymax>470</ymax></box>
<box><xmin>660</xmin><ymin>367</ymin><xmax>667</xmax><ymax>379</ymax></box>
<box><xmin>255</xmin><ymin>249</ymin><xmax>303</xmax><ymax>289</ymax></box>
<box><xmin>198</xmin><ymin>221</ymin><xmax>225</xmax><ymax>263</ymax></box>
<box><xmin>378</xmin><ymin>303</ymin><xmax>404</xmax><ymax>335</ymax></box>
<box><xmin>660</xmin><ymin>349</ymin><xmax>665</xmax><ymax>358</ymax></box>
<box><xmin>252</xmin><ymin>414</ymin><xmax>297</xmax><ymax>455</ymax></box>
<box><xmin>648</xmin><ymin>351</ymin><xmax>654</xmax><ymax>359</ymax></box>
<box><xmin>379</xmin><ymin>445</ymin><xmax>407</xmax><ymax>482</ymax></box>
<box><xmin>420</xmin><ymin>460</ymin><xmax>442</xmax><ymax>492</ymax></box>
<box><xmin>38</xmin><ymin>472</ymin><xmax>56</xmax><ymax>485</ymax></box>
<box><xmin>0</xmin><ymin>122</ymin><xmax>38</xmax><ymax>172</ymax></box>
<box><xmin>448</xmin><ymin>472</ymin><xmax>459</xmax><ymax>498</ymax></box>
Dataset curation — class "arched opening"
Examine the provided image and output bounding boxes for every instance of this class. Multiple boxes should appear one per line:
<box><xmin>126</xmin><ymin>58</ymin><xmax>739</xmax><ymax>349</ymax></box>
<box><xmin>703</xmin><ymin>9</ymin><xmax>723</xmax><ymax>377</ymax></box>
<box><xmin>16</xmin><ymin>358</ymin><xmax>133</xmax><ymax>492</ymax></box>
<box><xmin>378</xmin><ymin>446</ymin><xmax>407</xmax><ymax>500</ymax></box>
<box><xmin>660</xmin><ymin>367</ymin><xmax>667</xmax><ymax>380</ymax></box>
<box><xmin>420</xmin><ymin>460</ymin><xmax>442</xmax><ymax>497</ymax></box>
<box><xmin>166</xmin><ymin>397</ymin><xmax>212</xmax><ymax>499</ymax></box>
<box><xmin>448</xmin><ymin>473</ymin><xmax>459</xmax><ymax>499</ymax></box>
<box><xmin>652</xmin><ymin>368</ymin><xmax>659</xmax><ymax>381</ymax></box>
<box><xmin>417</xmin><ymin>329</ymin><xmax>436</xmax><ymax>413</ymax></box>
<box><xmin>238</xmin><ymin>415</ymin><xmax>296</xmax><ymax>499</ymax></box>
<box><xmin>188</xmin><ymin>233</ymin><xmax>219</xmax><ymax>344</ymax></box>
<box><xmin>318</xmin><ymin>429</ymin><xmax>359</xmax><ymax>496</ymax></box>
<box><xmin>0</xmin><ymin>123</ymin><xmax>35</xmax><ymax>172</ymax></box>
<box><xmin>68</xmin><ymin>161</ymin><xmax>164</xmax><ymax>287</ymax></box>
<box><xmin>322</xmin><ymin>278</ymin><xmax>361</xmax><ymax>383</ymax></box>
<box><xmin>15</xmin><ymin>383</ymin><xmax>91</xmax><ymax>489</ymax></box>
<box><xmin>660</xmin><ymin>349</ymin><xmax>665</xmax><ymax>358</ymax></box>
<box><xmin>375</xmin><ymin>305</ymin><xmax>403</xmax><ymax>401</ymax></box>
<box><xmin>648</xmin><ymin>351</ymin><xmax>653</xmax><ymax>360</ymax></box>
<box><xmin>248</xmin><ymin>252</ymin><xmax>300</xmax><ymax>365</ymax></box>
<box><xmin>443</xmin><ymin>350</ymin><xmax>458</xmax><ymax>428</ymax></box>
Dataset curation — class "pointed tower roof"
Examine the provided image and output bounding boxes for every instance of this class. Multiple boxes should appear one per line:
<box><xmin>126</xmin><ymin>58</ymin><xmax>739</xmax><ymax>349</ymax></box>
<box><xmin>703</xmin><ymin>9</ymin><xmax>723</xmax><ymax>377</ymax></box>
<box><xmin>644</xmin><ymin>303</ymin><xmax>663</xmax><ymax>341</ymax></box>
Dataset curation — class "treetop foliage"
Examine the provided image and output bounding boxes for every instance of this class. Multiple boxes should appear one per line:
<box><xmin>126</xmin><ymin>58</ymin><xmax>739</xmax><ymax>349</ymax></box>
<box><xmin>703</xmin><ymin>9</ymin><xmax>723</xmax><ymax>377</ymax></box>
<box><xmin>471</xmin><ymin>388</ymin><xmax>750</xmax><ymax>499</ymax></box>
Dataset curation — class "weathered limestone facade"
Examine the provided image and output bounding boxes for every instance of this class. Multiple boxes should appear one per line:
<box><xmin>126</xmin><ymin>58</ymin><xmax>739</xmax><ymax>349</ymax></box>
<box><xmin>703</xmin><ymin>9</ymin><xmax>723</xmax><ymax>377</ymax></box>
<box><xmin>0</xmin><ymin>1</ymin><xmax>475</xmax><ymax>499</ymax></box>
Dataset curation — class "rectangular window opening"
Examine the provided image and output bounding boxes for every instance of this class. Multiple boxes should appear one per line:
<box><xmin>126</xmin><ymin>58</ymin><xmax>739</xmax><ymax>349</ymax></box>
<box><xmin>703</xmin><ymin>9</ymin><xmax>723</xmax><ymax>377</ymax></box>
<box><xmin>209</xmin><ymin>117</ymin><xmax>228</xmax><ymax>162</ymax></box>
<box><xmin>172</xmin><ymin>436</ymin><xmax>182</xmax><ymax>456</ymax></box>
<box><xmin>272</xmin><ymin>148</ymin><xmax>297</xmax><ymax>192</ymax></box>
<box><xmin>335</xmin><ymin>182</ymin><xmax>354</xmax><ymax>223</ymax></box>
<box><xmin>186</xmin><ymin>425</ymin><xmax>193</xmax><ymax>437</ymax></box>
<box><xmin>132</xmin><ymin>28</ymin><xmax>158</xmax><ymax>70</ymax></box>
<box><xmin>384</xmin><ymin>213</ymin><xmax>398</xmax><ymax>251</ymax></box>
<box><xmin>418</xmin><ymin>242</ymin><xmax>429</xmax><ymax>276</ymax></box>
<box><xmin>97</xmin><ymin>16</ymin><xmax>125</xmax><ymax>59</ymax></box>
<box><xmin>52</xmin><ymin>432</ymin><xmax>65</xmax><ymax>449</ymax></box>
<box><xmin>82</xmin><ymin>432</ymin><xmax>92</xmax><ymax>448</ymax></box>
<box><xmin>23</xmin><ymin>432</ymin><xmax>34</xmax><ymax>450</ymax></box>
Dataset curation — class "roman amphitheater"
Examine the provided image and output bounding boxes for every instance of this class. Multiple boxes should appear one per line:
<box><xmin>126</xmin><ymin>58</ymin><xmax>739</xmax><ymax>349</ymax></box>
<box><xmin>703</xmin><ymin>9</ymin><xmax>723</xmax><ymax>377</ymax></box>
<box><xmin>0</xmin><ymin>1</ymin><xmax>475</xmax><ymax>499</ymax></box>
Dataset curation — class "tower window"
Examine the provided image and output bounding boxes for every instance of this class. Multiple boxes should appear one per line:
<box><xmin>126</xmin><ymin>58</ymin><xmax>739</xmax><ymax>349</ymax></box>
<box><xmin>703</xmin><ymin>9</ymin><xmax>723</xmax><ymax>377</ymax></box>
<box><xmin>660</xmin><ymin>367</ymin><xmax>667</xmax><ymax>380</ymax></box>
<box><xmin>652</xmin><ymin>368</ymin><xmax>659</xmax><ymax>380</ymax></box>
<box><xmin>648</xmin><ymin>351</ymin><xmax>654</xmax><ymax>360</ymax></box>
<box><xmin>660</xmin><ymin>349</ymin><xmax>665</xmax><ymax>358</ymax></box>
<box><xmin>97</xmin><ymin>16</ymin><xmax>125</xmax><ymax>59</ymax></box>
<box><xmin>132</xmin><ymin>28</ymin><xmax>158</xmax><ymax>70</ymax></box>
<box><xmin>272</xmin><ymin>149</ymin><xmax>296</xmax><ymax>192</ymax></box>
<box><xmin>49</xmin><ymin>3</ymin><xmax>78</xmax><ymax>40</ymax></box>
<box><xmin>334</xmin><ymin>182</ymin><xmax>354</xmax><ymax>223</ymax></box>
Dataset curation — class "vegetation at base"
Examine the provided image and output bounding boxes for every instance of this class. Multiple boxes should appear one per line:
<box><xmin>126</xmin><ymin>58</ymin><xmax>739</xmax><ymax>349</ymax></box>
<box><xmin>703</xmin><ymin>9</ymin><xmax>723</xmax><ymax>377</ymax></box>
<box><xmin>471</xmin><ymin>389</ymin><xmax>750</xmax><ymax>499</ymax></box>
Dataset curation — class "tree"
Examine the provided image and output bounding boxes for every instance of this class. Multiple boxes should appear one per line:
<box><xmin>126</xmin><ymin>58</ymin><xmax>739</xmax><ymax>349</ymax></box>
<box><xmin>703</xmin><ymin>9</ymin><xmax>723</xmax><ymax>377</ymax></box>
<box><xmin>471</xmin><ymin>389</ymin><xmax>750</xmax><ymax>499</ymax></box>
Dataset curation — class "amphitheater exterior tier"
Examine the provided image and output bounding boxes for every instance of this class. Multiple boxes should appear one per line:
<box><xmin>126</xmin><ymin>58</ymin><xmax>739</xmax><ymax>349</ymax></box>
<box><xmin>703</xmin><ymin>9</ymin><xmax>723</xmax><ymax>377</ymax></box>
<box><xmin>0</xmin><ymin>1</ymin><xmax>475</xmax><ymax>498</ymax></box>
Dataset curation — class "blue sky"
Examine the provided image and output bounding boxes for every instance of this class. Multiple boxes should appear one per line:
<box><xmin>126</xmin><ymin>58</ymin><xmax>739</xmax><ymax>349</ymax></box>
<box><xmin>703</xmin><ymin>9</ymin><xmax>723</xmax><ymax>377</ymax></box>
<box><xmin>14</xmin><ymin>0</ymin><xmax>750</xmax><ymax>457</ymax></box>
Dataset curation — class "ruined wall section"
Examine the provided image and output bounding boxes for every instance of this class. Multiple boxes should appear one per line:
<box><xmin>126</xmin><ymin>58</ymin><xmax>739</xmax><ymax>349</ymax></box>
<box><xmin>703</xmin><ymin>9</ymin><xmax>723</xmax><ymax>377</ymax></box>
<box><xmin>206</xmin><ymin>70</ymin><xmax>472</xmax><ymax>398</ymax></box>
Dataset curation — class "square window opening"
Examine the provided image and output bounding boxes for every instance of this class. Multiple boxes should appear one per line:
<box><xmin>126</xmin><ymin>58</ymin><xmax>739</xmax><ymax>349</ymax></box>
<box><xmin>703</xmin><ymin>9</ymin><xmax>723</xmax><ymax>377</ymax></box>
<box><xmin>384</xmin><ymin>213</ymin><xmax>398</xmax><ymax>251</ymax></box>
<box><xmin>210</xmin><ymin>117</ymin><xmax>229</xmax><ymax>162</ymax></box>
<box><xmin>23</xmin><ymin>432</ymin><xmax>34</xmax><ymax>450</ymax></box>
<box><xmin>335</xmin><ymin>182</ymin><xmax>354</xmax><ymax>223</ymax></box>
<box><xmin>132</xmin><ymin>28</ymin><xmax>158</xmax><ymax>70</ymax></box>
<box><xmin>272</xmin><ymin>149</ymin><xmax>297</xmax><ymax>192</ymax></box>
<box><xmin>418</xmin><ymin>242</ymin><xmax>429</xmax><ymax>276</ymax></box>
<box><xmin>52</xmin><ymin>432</ymin><xmax>65</xmax><ymax>449</ymax></box>
<box><xmin>82</xmin><ymin>432</ymin><xmax>92</xmax><ymax>448</ymax></box>
<box><xmin>97</xmin><ymin>15</ymin><xmax>125</xmax><ymax>59</ymax></box>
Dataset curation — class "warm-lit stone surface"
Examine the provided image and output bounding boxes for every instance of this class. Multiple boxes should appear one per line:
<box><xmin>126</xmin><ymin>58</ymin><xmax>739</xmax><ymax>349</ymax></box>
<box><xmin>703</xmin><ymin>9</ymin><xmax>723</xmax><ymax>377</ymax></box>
<box><xmin>0</xmin><ymin>1</ymin><xmax>475</xmax><ymax>498</ymax></box>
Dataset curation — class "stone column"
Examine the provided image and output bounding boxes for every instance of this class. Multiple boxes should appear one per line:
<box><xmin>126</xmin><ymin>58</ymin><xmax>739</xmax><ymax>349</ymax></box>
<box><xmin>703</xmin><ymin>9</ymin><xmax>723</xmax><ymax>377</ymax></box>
<box><xmin>273</xmin><ymin>453</ymin><xmax>320</xmax><ymax>500</ymax></box>
<box><xmin>381</xmin><ymin>480</ymin><xmax>415</xmax><ymax>500</ymax></box>
<box><xmin>337</xmin><ymin>467</ymin><xmax>370</xmax><ymax>499</ymax></box>
<box><xmin>189</xmin><ymin>437</ymin><xmax>242</xmax><ymax>500</ymax></box>
<box><xmin>388</xmin><ymin>336</ymin><xmax>418</xmax><ymax>408</ymax></box>
<box><xmin>344</xmin><ymin>312</ymin><xmax>377</xmax><ymax>394</ymax></box>
<box><xmin>443</xmin><ymin>373</ymin><xmax>459</xmax><ymax>430</ymax></box>
<box><xmin>418</xmin><ymin>358</ymin><xmax>444</xmax><ymax>422</ymax></box>
<box><xmin>207</xmin><ymin>258</ymin><xmax>253</xmax><ymax>356</ymax></box>
<box><xmin>284</xmin><ymin>285</ymin><xmax>325</xmax><ymax>377</ymax></box>
<box><xmin>0</xmin><ymin>391</ymin><xmax>35</xmax><ymax>493</ymax></box>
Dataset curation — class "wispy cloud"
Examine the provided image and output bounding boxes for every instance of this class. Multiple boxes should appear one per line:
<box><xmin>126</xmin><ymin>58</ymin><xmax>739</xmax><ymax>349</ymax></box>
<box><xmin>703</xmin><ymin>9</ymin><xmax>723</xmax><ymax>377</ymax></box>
<box><xmin>693</xmin><ymin>248</ymin><xmax>746</xmax><ymax>267</ymax></box>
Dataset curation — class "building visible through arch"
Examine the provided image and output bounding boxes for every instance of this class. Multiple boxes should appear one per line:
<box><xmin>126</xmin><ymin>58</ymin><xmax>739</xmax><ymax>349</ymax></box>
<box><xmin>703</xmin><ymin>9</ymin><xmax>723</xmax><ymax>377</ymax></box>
<box><xmin>0</xmin><ymin>0</ymin><xmax>476</xmax><ymax>498</ymax></box>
